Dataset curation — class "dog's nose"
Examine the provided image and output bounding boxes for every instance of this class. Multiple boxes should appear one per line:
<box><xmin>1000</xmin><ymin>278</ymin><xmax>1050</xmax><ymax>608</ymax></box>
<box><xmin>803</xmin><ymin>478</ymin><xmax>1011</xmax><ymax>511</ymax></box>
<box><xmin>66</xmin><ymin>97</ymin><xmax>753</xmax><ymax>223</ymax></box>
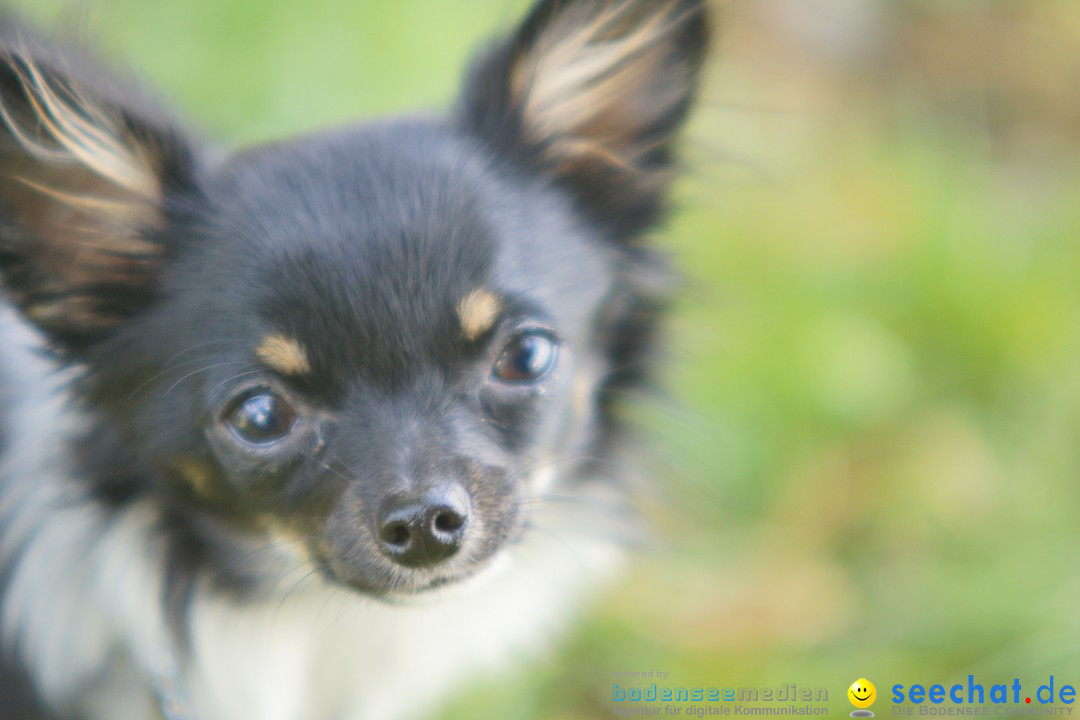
<box><xmin>375</xmin><ymin>485</ymin><xmax>470</xmax><ymax>568</ymax></box>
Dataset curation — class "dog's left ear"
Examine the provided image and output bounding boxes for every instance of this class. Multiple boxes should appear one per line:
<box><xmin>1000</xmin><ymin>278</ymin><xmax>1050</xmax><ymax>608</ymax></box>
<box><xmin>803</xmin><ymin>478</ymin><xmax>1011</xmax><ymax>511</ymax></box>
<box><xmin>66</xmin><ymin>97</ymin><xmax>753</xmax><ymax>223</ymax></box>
<box><xmin>0</xmin><ymin>34</ymin><xmax>198</xmax><ymax>352</ymax></box>
<box><xmin>459</xmin><ymin>0</ymin><xmax>709</xmax><ymax>237</ymax></box>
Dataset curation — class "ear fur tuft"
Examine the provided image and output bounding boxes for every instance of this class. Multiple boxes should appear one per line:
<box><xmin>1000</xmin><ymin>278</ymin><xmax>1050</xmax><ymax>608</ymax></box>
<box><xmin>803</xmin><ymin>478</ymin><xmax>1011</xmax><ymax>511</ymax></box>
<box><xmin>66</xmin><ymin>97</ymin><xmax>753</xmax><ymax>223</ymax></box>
<box><xmin>459</xmin><ymin>0</ymin><xmax>710</xmax><ymax>237</ymax></box>
<box><xmin>0</xmin><ymin>22</ymin><xmax>197</xmax><ymax>350</ymax></box>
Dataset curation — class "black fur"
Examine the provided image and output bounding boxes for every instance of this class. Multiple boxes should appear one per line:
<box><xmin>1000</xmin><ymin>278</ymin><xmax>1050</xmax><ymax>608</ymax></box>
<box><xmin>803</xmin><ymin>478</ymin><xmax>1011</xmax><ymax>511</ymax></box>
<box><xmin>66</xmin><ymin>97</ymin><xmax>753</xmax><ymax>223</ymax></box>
<box><xmin>0</xmin><ymin>1</ymin><xmax>709</xmax><ymax>718</ymax></box>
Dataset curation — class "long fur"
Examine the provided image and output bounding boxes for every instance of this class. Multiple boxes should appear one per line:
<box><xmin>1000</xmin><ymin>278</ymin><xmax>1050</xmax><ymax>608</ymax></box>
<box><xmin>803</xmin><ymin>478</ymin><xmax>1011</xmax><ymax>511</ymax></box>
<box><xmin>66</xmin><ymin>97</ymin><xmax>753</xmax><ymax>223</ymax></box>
<box><xmin>0</xmin><ymin>2</ymin><xmax>709</xmax><ymax>718</ymax></box>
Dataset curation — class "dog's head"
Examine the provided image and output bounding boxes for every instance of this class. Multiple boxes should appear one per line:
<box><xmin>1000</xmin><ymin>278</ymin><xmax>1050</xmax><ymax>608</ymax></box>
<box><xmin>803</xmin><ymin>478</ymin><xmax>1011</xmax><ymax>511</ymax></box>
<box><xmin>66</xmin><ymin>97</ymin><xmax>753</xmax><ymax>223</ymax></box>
<box><xmin>0</xmin><ymin>0</ymin><xmax>708</xmax><ymax>599</ymax></box>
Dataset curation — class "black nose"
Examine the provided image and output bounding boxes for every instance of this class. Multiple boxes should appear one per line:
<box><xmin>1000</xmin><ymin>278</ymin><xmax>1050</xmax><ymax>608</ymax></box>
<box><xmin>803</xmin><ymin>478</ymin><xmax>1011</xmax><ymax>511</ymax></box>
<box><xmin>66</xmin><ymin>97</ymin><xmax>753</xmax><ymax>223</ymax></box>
<box><xmin>376</xmin><ymin>485</ymin><xmax>470</xmax><ymax>568</ymax></box>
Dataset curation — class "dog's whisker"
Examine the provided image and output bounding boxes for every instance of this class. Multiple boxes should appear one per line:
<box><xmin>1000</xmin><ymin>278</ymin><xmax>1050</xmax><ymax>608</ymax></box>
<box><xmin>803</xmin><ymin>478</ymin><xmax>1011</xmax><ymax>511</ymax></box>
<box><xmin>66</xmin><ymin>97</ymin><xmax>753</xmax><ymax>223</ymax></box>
<box><xmin>298</xmin><ymin>451</ymin><xmax>354</xmax><ymax>486</ymax></box>
<box><xmin>162</xmin><ymin>361</ymin><xmax>251</xmax><ymax>397</ymax></box>
<box><xmin>271</xmin><ymin>565</ymin><xmax>325</xmax><ymax>621</ymax></box>
<box><xmin>163</xmin><ymin>339</ymin><xmax>248</xmax><ymax>366</ymax></box>
<box><xmin>206</xmin><ymin>367</ymin><xmax>264</xmax><ymax>395</ymax></box>
<box><xmin>208</xmin><ymin>534</ymin><xmax>320</xmax><ymax>583</ymax></box>
<box><xmin>128</xmin><ymin>355</ymin><xmax>243</xmax><ymax>400</ymax></box>
<box><xmin>504</xmin><ymin>449</ymin><xmax>635</xmax><ymax>486</ymax></box>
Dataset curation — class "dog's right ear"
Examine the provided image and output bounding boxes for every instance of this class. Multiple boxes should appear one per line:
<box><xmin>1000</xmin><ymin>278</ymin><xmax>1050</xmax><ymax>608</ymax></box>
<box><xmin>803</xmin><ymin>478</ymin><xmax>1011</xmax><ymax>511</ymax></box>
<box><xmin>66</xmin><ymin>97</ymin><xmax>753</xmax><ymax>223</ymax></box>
<box><xmin>0</xmin><ymin>28</ymin><xmax>198</xmax><ymax>353</ymax></box>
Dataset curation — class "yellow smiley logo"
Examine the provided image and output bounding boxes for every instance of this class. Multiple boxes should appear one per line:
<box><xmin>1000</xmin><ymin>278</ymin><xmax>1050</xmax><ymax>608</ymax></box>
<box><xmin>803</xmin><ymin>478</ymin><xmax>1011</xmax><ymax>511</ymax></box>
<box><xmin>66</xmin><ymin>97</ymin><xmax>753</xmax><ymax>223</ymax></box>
<box><xmin>848</xmin><ymin>678</ymin><xmax>877</xmax><ymax>711</ymax></box>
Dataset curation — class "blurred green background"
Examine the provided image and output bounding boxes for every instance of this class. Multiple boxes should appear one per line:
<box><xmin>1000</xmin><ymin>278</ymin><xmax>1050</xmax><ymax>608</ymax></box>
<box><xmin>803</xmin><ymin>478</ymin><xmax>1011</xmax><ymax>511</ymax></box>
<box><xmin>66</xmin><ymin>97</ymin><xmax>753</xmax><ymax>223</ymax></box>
<box><xmin>14</xmin><ymin>0</ymin><xmax>1080</xmax><ymax>717</ymax></box>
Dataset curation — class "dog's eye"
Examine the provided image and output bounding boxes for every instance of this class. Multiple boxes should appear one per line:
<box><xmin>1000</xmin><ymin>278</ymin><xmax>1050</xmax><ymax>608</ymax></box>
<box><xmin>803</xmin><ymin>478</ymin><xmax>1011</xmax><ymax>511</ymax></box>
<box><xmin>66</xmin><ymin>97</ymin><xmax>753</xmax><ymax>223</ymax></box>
<box><xmin>225</xmin><ymin>391</ymin><xmax>298</xmax><ymax>445</ymax></box>
<box><xmin>492</xmin><ymin>332</ymin><xmax>559</xmax><ymax>384</ymax></box>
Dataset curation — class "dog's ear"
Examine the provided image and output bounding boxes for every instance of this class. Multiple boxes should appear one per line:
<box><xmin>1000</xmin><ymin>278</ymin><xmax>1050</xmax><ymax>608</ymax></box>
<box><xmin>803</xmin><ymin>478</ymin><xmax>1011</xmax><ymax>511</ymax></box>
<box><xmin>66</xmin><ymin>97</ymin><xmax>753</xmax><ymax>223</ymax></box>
<box><xmin>0</xmin><ymin>32</ymin><xmax>197</xmax><ymax>352</ymax></box>
<box><xmin>459</xmin><ymin>0</ymin><xmax>709</xmax><ymax>236</ymax></box>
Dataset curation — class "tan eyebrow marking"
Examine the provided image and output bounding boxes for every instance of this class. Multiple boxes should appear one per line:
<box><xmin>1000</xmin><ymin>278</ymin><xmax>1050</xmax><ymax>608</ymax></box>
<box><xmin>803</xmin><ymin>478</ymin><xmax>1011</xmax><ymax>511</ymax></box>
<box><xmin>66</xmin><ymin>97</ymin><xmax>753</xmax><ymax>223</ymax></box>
<box><xmin>458</xmin><ymin>288</ymin><xmax>502</xmax><ymax>341</ymax></box>
<box><xmin>259</xmin><ymin>517</ymin><xmax>313</xmax><ymax>564</ymax></box>
<box><xmin>255</xmin><ymin>334</ymin><xmax>311</xmax><ymax>376</ymax></box>
<box><xmin>174</xmin><ymin>458</ymin><xmax>215</xmax><ymax>497</ymax></box>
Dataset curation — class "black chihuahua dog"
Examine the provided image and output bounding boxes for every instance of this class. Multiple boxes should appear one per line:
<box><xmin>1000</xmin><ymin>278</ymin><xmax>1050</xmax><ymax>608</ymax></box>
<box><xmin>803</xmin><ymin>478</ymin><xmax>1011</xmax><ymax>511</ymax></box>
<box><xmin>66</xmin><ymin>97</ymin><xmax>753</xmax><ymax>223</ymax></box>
<box><xmin>0</xmin><ymin>1</ymin><xmax>709</xmax><ymax>718</ymax></box>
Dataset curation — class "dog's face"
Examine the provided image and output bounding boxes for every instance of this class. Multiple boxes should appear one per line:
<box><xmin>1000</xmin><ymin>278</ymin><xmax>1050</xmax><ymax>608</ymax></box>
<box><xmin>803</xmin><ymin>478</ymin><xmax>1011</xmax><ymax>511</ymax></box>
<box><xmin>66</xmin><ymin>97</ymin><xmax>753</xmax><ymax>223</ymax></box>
<box><xmin>129</xmin><ymin>126</ymin><xmax>617</xmax><ymax>596</ymax></box>
<box><xmin>0</xmin><ymin>0</ymin><xmax>708</xmax><ymax>598</ymax></box>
